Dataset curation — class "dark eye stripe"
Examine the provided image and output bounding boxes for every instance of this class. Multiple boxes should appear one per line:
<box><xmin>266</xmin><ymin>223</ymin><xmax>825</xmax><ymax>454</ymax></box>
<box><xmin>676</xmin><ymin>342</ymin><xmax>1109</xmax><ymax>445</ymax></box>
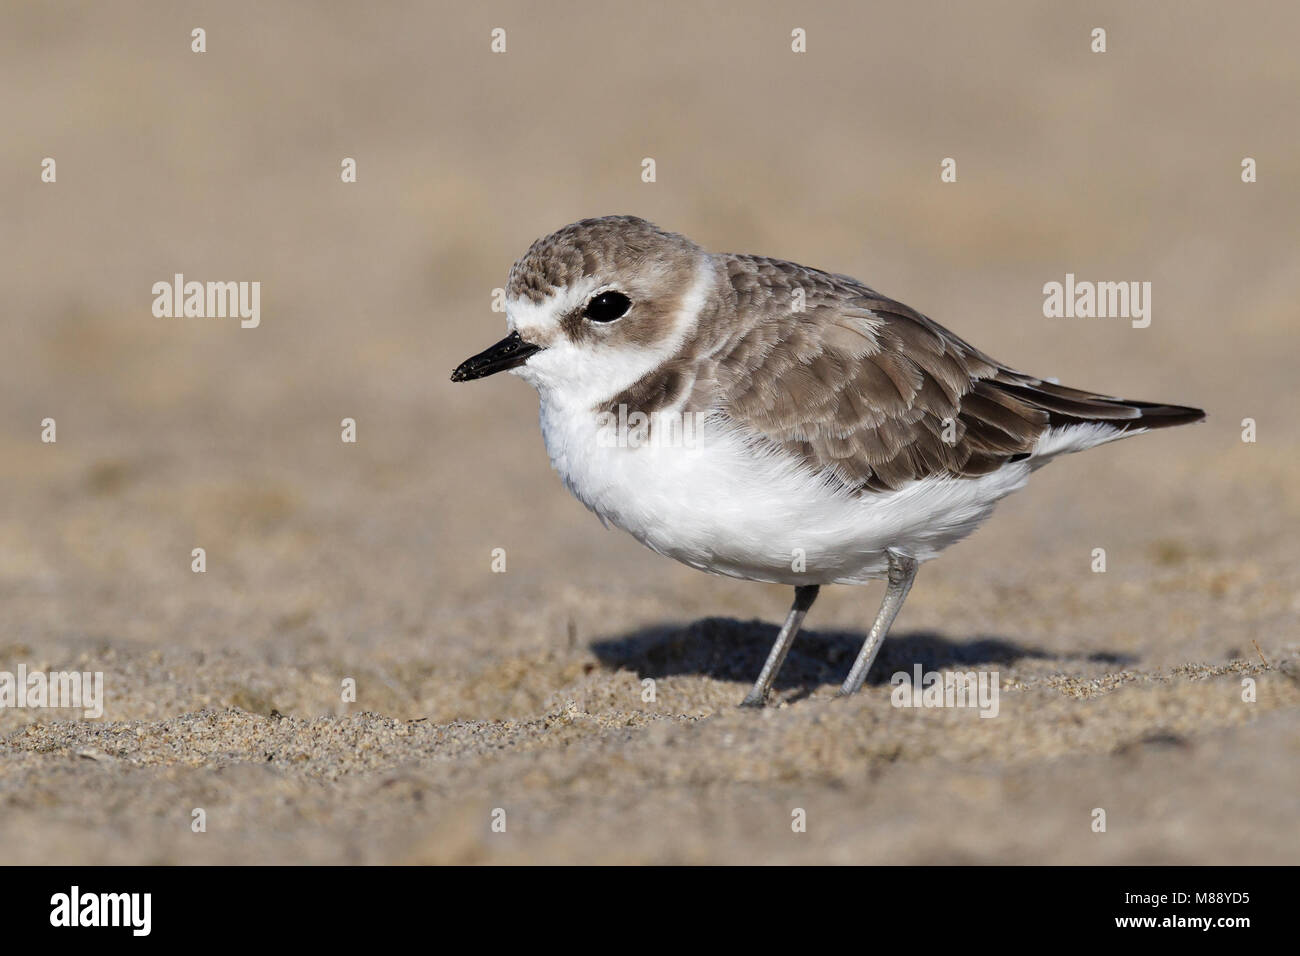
<box><xmin>585</xmin><ymin>290</ymin><xmax>632</xmax><ymax>322</ymax></box>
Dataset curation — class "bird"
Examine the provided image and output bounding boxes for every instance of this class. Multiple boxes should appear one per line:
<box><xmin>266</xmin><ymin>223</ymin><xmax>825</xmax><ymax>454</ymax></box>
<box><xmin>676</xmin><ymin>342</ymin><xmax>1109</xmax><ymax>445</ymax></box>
<box><xmin>451</xmin><ymin>216</ymin><xmax>1204</xmax><ymax>707</ymax></box>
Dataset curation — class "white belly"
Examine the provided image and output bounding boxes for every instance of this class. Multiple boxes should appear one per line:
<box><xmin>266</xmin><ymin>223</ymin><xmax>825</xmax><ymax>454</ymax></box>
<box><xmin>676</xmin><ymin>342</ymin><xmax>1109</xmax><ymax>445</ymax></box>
<box><xmin>537</xmin><ymin>400</ymin><xmax>1033</xmax><ymax>586</ymax></box>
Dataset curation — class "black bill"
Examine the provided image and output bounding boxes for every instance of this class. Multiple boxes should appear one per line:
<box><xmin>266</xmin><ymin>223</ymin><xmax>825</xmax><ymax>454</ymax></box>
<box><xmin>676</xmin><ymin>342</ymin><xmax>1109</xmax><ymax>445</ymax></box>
<box><xmin>450</xmin><ymin>331</ymin><xmax>543</xmax><ymax>382</ymax></box>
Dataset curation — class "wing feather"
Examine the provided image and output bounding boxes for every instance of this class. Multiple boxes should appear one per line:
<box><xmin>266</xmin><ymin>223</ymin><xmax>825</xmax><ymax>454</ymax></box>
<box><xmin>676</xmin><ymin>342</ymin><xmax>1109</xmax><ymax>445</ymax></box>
<box><xmin>697</xmin><ymin>255</ymin><xmax>1201</xmax><ymax>493</ymax></box>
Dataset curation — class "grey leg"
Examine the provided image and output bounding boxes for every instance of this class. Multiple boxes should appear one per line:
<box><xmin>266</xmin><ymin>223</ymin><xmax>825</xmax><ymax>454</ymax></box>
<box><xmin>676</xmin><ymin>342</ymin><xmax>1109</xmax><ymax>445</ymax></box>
<box><xmin>838</xmin><ymin>552</ymin><xmax>917</xmax><ymax>697</ymax></box>
<box><xmin>740</xmin><ymin>585</ymin><xmax>820</xmax><ymax>708</ymax></box>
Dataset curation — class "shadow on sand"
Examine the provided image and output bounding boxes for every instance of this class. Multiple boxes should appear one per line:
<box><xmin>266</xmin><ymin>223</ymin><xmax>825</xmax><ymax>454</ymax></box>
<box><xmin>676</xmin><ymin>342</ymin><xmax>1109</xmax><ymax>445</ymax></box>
<box><xmin>591</xmin><ymin>617</ymin><xmax>1134</xmax><ymax>699</ymax></box>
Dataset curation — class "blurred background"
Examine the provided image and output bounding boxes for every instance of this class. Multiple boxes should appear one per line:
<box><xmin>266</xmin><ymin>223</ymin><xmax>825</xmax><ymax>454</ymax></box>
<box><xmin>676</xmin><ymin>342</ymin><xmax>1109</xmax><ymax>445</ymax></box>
<box><xmin>1</xmin><ymin>1</ymin><xmax>1296</xmax><ymax>864</ymax></box>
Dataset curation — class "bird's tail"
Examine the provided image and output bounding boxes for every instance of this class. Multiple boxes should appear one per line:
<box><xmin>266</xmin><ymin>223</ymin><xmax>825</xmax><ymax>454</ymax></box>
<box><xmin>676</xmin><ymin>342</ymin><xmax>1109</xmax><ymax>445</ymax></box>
<box><xmin>984</xmin><ymin>374</ymin><xmax>1205</xmax><ymax>462</ymax></box>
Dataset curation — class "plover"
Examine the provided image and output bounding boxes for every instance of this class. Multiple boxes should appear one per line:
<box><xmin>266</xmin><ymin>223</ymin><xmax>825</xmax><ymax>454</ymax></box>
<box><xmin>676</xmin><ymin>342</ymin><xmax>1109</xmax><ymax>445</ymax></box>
<box><xmin>451</xmin><ymin>216</ymin><xmax>1204</xmax><ymax>706</ymax></box>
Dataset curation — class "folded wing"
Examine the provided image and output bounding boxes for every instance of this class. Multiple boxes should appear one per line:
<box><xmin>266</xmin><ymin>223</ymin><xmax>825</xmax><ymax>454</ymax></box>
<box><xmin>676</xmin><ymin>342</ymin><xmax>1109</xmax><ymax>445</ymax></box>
<box><xmin>708</xmin><ymin>256</ymin><xmax>1203</xmax><ymax>493</ymax></box>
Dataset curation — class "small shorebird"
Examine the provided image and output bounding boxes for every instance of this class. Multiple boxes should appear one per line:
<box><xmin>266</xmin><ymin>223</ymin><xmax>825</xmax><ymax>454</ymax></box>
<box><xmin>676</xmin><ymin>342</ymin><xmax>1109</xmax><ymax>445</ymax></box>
<box><xmin>452</xmin><ymin>217</ymin><xmax>1203</xmax><ymax>706</ymax></box>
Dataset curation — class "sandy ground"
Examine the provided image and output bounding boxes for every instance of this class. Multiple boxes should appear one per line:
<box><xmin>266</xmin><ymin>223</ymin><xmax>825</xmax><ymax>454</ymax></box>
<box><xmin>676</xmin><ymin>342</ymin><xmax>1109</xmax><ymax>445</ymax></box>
<box><xmin>1</xmin><ymin>1</ymin><xmax>1298</xmax><ymax>864</ymax></box>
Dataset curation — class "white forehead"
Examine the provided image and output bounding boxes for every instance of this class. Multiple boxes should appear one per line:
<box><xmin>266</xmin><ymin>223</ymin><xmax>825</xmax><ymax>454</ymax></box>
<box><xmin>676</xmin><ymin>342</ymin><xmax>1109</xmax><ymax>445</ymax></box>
<box><xmin>505</xmin><ymin>277</ymin><xmax>600</xmax><ymax>338</ymax></box>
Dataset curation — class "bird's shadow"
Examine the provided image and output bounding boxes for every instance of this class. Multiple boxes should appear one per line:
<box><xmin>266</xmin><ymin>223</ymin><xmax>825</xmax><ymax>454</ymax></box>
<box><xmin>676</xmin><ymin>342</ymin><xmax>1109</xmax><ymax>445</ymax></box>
<box><xmin>591</xmin><ymin>617</ymin><xmax>1133</xmax><ymax>699</ymax></box>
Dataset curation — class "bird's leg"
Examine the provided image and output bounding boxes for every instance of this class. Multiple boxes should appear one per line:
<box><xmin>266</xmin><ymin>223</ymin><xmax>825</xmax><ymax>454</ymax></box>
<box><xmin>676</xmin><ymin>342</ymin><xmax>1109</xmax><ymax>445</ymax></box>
<box><xmin>838</xmin><ymin>552</ymin><xmax>917</xmax><ymax>697</ymax></box>
<box><xmin>740</xmin><ymin>585</ymin><xmax>820</xmax><ymax>708</ymax></box>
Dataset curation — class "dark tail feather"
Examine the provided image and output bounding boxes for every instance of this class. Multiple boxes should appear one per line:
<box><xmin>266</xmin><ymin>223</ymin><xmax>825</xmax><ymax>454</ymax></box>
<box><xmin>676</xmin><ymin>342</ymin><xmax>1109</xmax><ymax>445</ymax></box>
<box><xmin>991</xmin><ymin>376</ymin><xmax>1205</xmax><ymax>433</ymax></box>
<box><xmin>1106</xmin><ymin>399</ymin><xmax>1207</xmax><ymax>431</ymax></box>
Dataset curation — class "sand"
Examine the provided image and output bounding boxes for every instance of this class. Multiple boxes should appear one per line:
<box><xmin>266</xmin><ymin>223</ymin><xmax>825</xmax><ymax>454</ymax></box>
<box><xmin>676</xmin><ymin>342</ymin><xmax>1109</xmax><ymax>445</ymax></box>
<box><xmin>1</xmin><ymin>1</ymin><xmax>1297</xmax><ymax>864</ymax></box>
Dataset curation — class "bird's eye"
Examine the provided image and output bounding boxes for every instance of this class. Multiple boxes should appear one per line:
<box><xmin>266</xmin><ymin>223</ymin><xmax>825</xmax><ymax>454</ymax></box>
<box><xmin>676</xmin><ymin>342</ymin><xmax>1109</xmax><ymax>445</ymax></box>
<box><xmin>584</xmin><ymin>290</ymin><xmax>632</xmax><ymax>323</ymax></box>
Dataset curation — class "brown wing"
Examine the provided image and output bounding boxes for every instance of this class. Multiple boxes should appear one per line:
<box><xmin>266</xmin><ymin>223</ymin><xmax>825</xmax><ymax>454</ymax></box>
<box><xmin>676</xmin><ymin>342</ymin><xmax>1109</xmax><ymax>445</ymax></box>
<box><xmin>705</xmin><ymin>255</ymin><xmax>1202</xmax><ymax>493</ymax></box>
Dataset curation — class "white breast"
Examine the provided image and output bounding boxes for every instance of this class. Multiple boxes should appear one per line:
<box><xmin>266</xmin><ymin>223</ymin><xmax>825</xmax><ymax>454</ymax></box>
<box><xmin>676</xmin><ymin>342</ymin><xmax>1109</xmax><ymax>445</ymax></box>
<box><xmin>537</xmin><ymin>397</ymin><xmax>1035</xmax><ymax>586</ymax></box>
